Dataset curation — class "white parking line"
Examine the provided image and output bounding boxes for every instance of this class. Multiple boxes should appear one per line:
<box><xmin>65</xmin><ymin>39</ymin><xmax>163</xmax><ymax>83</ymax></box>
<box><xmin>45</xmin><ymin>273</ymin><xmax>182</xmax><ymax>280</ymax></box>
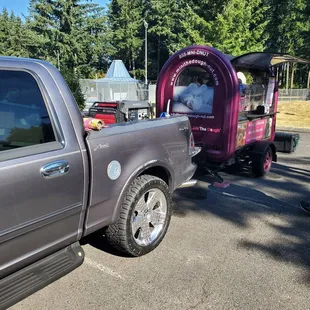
<box><xmin>84</xmin><ymin>257</ymin><xmax>125</xmax><ymax>280</ymax></box>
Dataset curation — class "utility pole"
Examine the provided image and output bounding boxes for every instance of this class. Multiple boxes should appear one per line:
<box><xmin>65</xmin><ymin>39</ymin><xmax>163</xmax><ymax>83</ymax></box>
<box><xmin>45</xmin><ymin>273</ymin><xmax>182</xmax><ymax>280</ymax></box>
<box><xmin>143</xmin><ymin>19</ymin><xmax>148</xmax><ymax>85</ymax></box>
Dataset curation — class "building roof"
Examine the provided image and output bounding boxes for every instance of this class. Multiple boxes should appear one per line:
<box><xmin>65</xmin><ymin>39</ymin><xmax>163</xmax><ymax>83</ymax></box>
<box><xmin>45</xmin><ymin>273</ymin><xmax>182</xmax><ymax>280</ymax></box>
<box><xmin>96</xmin><ymin>60</ymin><xmax>139</xmax><ymax>83</ymax></box>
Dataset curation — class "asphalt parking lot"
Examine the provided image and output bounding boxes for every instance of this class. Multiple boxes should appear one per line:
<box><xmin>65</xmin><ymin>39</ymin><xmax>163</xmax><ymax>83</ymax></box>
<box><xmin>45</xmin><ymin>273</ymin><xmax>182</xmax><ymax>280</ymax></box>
<box><xmin>12</xmin><ymin>132</ymin><xmax>310</xmax><ymax>310</ymax></box>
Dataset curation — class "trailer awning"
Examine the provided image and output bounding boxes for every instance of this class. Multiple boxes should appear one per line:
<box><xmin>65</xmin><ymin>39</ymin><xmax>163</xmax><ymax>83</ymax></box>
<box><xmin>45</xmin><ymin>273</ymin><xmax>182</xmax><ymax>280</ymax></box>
<box><xmin>231</xmin><ymin>52</ymin><xmax>310</xmax><ymax>70</ymax></box>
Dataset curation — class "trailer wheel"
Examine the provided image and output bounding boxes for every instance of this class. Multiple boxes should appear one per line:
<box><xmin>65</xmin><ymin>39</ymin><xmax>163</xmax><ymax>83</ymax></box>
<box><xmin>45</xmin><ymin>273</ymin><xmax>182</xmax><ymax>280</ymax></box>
<box><xmin>252</xmin><ymin>146</ymin><xmax>273</xmax><ymax>177</ymax></box>
<box><xmin>105</xmin><ymin>175</ymin><xmax>172</xmax><ymax>256</ymax></box>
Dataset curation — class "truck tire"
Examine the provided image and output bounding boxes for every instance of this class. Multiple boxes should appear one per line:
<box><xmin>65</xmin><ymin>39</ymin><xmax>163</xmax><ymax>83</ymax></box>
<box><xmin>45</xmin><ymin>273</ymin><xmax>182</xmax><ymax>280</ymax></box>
<box><xmin>252</xmin><ymin>146</ymin><xmax>272</xmax><ymax>177</ymax></box>
<box><xmin>106</xmin><ymin>175</ymin><xmax>172</xmax><ymax>256</ymax></box>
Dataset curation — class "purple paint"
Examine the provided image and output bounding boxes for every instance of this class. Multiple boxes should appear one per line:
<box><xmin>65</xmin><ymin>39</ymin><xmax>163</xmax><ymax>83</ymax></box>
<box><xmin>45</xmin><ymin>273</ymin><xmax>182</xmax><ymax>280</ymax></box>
<box><xmin>245</xmin><ymin>119</ymin><xmax>267</xmax><ymax>144</ymax></box>
<box><xmin>156</xmin><ymin>45</ymin><xmax>240</xmax><ymax>162</ymax></box>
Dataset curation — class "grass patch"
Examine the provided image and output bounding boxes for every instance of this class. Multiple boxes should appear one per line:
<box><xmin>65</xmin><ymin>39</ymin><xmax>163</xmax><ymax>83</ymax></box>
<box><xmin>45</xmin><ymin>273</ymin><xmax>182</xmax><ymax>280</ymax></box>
<box><xmin>277</xmin><ymin>101</ymin><xmax>310</xmax><ymax>129</ymax></box>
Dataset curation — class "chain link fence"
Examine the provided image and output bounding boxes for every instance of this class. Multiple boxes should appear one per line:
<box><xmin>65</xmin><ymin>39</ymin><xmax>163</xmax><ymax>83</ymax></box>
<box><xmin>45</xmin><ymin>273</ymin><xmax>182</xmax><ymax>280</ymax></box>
<box><xmin>278</xmin><ymin>89</ymin><xmax>310</xmax><ymax>102</ymax></box>
<box><xmin>134</xmin><ymin>86</ymin><xmax>310</xmax><ymax>104</ymax></box>
<box><xmin>79</xmin><ymin>79</ymin><xmax>149</xmax><ymax>112</ymax></box>
<box><xmin>79</xmin><ymin>80</ymin><xmax>310</xmax><ymax>112</ymax></box>
<box><xmin>149</xmin><ymin>84</ymin><xmax>156</xmax><ymax>104</ymax></box>
<box><xmin>79</xmin><ymin>79</ymin><xmax>98</xmax><ymax>100</ymax></box>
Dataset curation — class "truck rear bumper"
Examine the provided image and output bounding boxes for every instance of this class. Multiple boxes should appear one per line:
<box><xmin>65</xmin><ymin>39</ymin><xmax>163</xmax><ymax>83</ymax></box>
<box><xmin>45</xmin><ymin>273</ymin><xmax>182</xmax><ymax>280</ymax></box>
<box><xmin>190</xmin><ymin>146</ymin><xmax>202</xmax><ymax>158</ymax></box>
<box><xmin>178</xmin><ymin>179</ymin><xmax>197</xmax><ymax>188</ymax></box>
<box><xmin>176</xmin><ymin>160</ymin><xmax>197</xmax><ymax>190</ymax></box>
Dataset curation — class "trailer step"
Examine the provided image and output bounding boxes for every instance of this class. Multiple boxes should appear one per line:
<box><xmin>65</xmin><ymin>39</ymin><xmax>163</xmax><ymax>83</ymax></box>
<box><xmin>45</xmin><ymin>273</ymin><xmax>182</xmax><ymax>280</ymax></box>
<box><xmin>0</xmin><ymin>242</ymin><xmax>84</xmax><ymax>310</ymax></box>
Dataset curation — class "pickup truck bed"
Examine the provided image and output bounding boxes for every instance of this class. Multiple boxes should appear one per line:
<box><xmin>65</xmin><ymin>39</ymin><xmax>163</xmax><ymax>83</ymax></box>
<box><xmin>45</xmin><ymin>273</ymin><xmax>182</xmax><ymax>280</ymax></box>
<box><xmin>85</xmin><ymin>116</ymin><xmax>196</xmax><ymax>235</ymax></box>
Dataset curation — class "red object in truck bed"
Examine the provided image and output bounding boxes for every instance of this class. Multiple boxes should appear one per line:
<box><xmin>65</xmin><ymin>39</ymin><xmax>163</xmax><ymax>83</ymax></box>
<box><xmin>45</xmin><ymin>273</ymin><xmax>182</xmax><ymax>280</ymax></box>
<box><xmin>97</xmin><ymin>103</ymin><xmax>118</xmax><ymax>108</ymax></box>
<box><xmin>95</xmin><ymin>113</ymin><xmax>116</xmax><ymax>124</ymax></box>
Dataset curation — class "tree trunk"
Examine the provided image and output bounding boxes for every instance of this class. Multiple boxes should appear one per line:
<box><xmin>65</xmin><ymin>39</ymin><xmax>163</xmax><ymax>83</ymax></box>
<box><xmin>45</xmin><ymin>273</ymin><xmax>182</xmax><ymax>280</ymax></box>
<box><xmin>280</xmin><ymin>64</ymin><xmax>284</xmax><ymax>87</ymax></box>
<box><xmin>290</xmin><ymin>63</ymin><xmax>295</xmax><ymax>89</ymax></box>
<box><xmin>277</xmin><ymin>65</ymin><xmax>283</xmax><ymax>87</ymax></box>
<box><xmin>132</xmin><ymin>56</ymin><xmax>136</xmax><ymax>79</ymax></box>
<box><xmin>157</xmin><ymin>37</ymin><xmax>160</xmax><ymax>78</ymax></box>
<box><xmin>286</xmin><ymin>62</ymin><xmax>290</xmax><ymax>91</ymax></box>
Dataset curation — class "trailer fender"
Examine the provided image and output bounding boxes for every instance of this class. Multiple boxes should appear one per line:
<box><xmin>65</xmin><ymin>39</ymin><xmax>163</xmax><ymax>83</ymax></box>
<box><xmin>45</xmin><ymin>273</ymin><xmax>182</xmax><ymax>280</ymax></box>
<box><xmin>248</xmin><ymin>141</ymin><xmax>277</xmax><ymax>162</ymax></box>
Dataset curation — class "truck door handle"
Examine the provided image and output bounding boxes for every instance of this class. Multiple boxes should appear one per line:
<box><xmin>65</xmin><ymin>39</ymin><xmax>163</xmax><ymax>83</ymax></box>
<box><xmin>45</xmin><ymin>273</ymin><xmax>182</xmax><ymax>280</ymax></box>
<box><xmin>40</xmin><ymin>160</ymin><xmax>69</xmax><ymax>179</ymax></box>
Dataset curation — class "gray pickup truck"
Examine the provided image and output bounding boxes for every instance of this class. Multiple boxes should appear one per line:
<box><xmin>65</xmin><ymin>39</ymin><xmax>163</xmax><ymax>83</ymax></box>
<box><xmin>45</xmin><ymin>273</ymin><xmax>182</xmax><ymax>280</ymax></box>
<box><xmin>0</xmin><ymin>57</ymin><xmax>197</xmax><ymax>309</ymax></box>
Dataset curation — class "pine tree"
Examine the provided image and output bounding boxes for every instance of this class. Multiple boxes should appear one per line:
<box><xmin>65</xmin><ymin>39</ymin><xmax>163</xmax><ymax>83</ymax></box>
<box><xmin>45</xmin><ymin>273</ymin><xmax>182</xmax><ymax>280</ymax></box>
<box><xmin>265</xmin><ymin>0</ymin><xmax>307</xmax><ymax>55</ymax></box>
<box><xmin>0</xmin><ymin>9</ymin><xmax>10</xmax><ymax>56</ymax></box>
<box><xmin>296</xmin><ymin>0</ymin><xmax>310</xmax><ymax>58</ymax></box>
<box><xmin>28</xmin><ymin>0</ymin><xmax>111</xmax><ymax>76</ymax></box>
<box><xmin>81</xmin><ymin>4</ymin><xmax>115</xmax><ymax>75</ymax></box>
<box><xmin>108</xmin><ymin>0</ymin><xmax>144</xmax><ymax>72</ymax></box>
<box><xmin>0</xmin><ymin>9</ymin><xmax>32</xmax><ymax>57</ymax></box>
<box><xmin>210</xmin><ymin>0</ymin><xmax>269</xmax><ymax>55</ymax></box>
<box><xmin>143</xmin><ymin>0</ymin><xmax>211</xmax><ymax>78</ymax></box>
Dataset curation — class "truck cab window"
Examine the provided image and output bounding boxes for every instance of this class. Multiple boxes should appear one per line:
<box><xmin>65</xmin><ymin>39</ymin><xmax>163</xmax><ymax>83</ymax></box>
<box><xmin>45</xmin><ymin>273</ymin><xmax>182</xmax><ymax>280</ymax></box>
<box><xmin>0</xmin><ymin>70</ymin><xmax>55</xmax><ymax>152</ymax></box>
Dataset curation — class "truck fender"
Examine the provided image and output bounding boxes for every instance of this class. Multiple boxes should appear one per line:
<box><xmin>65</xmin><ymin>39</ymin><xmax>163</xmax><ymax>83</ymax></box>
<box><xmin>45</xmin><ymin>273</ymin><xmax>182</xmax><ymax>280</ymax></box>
<box><xmin>248</xmin><ymin>141</ymin><xmax>277</xmax><ymax>162</ymax></box>
<box><xmin>111</xmin><ymin>160</ymin><xmax>174</xmax><ymax>223</ymax></box>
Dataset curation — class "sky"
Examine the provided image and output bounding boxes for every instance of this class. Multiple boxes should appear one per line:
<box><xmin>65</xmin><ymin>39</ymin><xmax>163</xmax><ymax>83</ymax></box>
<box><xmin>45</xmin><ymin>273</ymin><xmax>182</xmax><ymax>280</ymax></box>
<box><xmin>1</xmin><ymin>0</ymin><xmax>110</xmax><ymax>17</ymax></box>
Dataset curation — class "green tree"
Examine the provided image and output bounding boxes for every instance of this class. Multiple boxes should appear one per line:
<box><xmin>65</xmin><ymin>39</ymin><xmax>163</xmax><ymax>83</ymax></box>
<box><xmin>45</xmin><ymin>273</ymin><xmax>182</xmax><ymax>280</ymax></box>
<box><xmin>143</xmin><ymin>0</ymin><xmax>211</xmax><ymax>79</ymax></box>
<box><xmin>296</xmin><ymin>0</ymin><xmax>310</xmax><ymax>88</ymax></box>
<box><xmin>299</xmin><ymin>0</ymin><xmax>310</xmax><ymax>57</ymax></box>
<box><xmin>81</xmin><ymin>4</ymin><xmax>115</xmax><ymax>75</ymax></box>
<box><xmin>28</xmin><ymin>0</ymin><xmax>112</xmax><ymax>76</ymax></box>
<box><xmin>61</xmin><ymin>68</ymin><xmax>85</xmax><ymax>110</ymax></box>
<box><xmin>265</xmin><ymin>0</ymin><xmax>307</xmax><ymax>55</ymax></box>
<box><xmin>0</xmin><ymin>9</ymin><xmax>11</xmax><ymax>56</ymax></box>
<box><xmin>108</xmin><ymin>0</ymin><xmax>144</xmax><ymax>72</ymax></box>
<box><xmin>263</xmin><ymin>0</ymin><xmax>309</xmax><ymax>88</ymax></box>
<box><xmin>0</xmin><ymin>9</ymin><xmax>33</xmax><ymax>57</ymax></box>
<box><xmin>210</xmin><ymin>0</ymin><xmax>269</xmax><ymax>55</ymax></box>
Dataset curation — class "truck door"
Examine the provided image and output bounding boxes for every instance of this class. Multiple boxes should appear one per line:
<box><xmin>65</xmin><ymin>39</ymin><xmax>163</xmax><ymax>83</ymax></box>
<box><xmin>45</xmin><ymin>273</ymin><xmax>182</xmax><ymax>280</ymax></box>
<box><xmin>0</xmin><ymin>68</ymin><xmax>85</xmax><ymax>278</ymax></box>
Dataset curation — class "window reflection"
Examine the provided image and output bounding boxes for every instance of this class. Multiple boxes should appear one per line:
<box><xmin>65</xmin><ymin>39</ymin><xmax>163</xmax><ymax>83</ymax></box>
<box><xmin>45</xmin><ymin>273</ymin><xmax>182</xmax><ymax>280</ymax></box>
<box><xmin>237</xmin><ymin>71</ymin><xmax>268</xmax><ymax>114</ymax></box>
<box><xmin>0</xmin><ymin>71</ymin><xmax>56</xmax><ymax>152</ymax></box>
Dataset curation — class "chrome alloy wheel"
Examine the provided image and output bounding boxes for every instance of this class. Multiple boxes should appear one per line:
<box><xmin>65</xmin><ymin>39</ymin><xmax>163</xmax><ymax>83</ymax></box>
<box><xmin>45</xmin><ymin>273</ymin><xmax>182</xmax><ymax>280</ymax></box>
<box><xmin>131</xmin><ymin>188</ymin><xmax>167</xmax><ymax>246</ymax></box>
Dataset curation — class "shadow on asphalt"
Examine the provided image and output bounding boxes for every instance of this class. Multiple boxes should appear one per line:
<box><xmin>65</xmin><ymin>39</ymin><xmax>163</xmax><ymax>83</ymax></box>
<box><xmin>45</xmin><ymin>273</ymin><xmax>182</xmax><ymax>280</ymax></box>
<box><xmin>239</xmin><ymin>216</ymin><xmax>310</xmax><ymax>284</ymax></box>
<box><xmin>81</xmin><ymin>230</ymin><xmax>132</xmax><ymax>258</ymax></box>
<box><xmin>276</xmin><ymin>156</ymin><xmax>310</xmax><ymax>167</ymax></box>
<box><xmin>82</xmin><ymin>153</ymin><xmax>310</xmax><ymax>282</ymax></box>
<box><xmin>173</xmin><ymin>156</ymin><xmax>310</xmax><ymax>284</ymax></box>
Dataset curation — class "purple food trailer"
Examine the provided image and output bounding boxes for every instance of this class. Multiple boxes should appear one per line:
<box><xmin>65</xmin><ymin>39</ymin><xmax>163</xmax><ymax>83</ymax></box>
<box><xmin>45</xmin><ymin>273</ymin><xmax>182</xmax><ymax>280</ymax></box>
<box><xmin>156</xmin><ymin>45</ymin><xmax>308</xmax><ymax>178</ymax></box>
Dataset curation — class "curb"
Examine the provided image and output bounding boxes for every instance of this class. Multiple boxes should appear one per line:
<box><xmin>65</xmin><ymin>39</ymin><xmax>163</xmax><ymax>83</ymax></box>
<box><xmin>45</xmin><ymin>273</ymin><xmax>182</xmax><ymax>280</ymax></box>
<box><xmin>276</xmin><ymin>126</ymin><xmax>310</xmax><ymax>133</ymax></box>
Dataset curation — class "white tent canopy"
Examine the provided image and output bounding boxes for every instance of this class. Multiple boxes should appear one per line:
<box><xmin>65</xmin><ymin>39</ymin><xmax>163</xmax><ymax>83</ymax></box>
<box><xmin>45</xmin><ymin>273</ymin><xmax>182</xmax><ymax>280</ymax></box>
<box><xmin>95</xmin><ymin>60</ymin><xmax>146</xmax><ymax>101</ymax></box>
<box><xmin>96</xmin><ymin>60</ymin><xmax>139</xmax><ymax>83</ymax></box>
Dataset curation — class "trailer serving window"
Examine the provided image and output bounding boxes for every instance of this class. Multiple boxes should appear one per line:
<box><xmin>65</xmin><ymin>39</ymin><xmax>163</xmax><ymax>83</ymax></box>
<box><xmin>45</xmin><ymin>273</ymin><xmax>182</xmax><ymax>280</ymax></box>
<box><xmin>237</xmin><ymin>70</ymin><xmax>268</xmax><ymax>115</ymax></box>
<box><xmin>172</xmin><ymin>66</ymin><xmax>215</xmax><ymax>114</ymax></box>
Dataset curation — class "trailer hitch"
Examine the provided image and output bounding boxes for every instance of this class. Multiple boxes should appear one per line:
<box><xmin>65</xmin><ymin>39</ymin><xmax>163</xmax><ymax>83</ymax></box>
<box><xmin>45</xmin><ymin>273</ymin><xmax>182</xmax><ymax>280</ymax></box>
<box><xmin>204</xmin><ymin>167</ymin><xmax>224</xmax><ymax>183</ymax></box>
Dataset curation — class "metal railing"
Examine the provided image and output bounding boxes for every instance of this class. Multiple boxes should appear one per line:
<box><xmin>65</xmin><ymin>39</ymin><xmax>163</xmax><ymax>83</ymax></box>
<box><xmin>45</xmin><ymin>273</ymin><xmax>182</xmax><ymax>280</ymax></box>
<box><xmin>79</xmin><ymin>79</ymin><xmax>98</xmax><ymax>99</ymax></box>
<box><xmin>278</xmin><ymin>89</ymin><xmax>310</xmax><ymax>102</ymax></box>
<box><xmin>79</xmin><ymin>79</ymin><xmax>149</xmax><ymax>103</ymax></box>
<box><xmin>80</xmin><ymin>79</ymin><xmax>310</xmax><ymax>105</ymax></box>
<box><xmin>141</xmin><ymin>86</ymin><xmax>310</xmax><ymax>104</ymax></box>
